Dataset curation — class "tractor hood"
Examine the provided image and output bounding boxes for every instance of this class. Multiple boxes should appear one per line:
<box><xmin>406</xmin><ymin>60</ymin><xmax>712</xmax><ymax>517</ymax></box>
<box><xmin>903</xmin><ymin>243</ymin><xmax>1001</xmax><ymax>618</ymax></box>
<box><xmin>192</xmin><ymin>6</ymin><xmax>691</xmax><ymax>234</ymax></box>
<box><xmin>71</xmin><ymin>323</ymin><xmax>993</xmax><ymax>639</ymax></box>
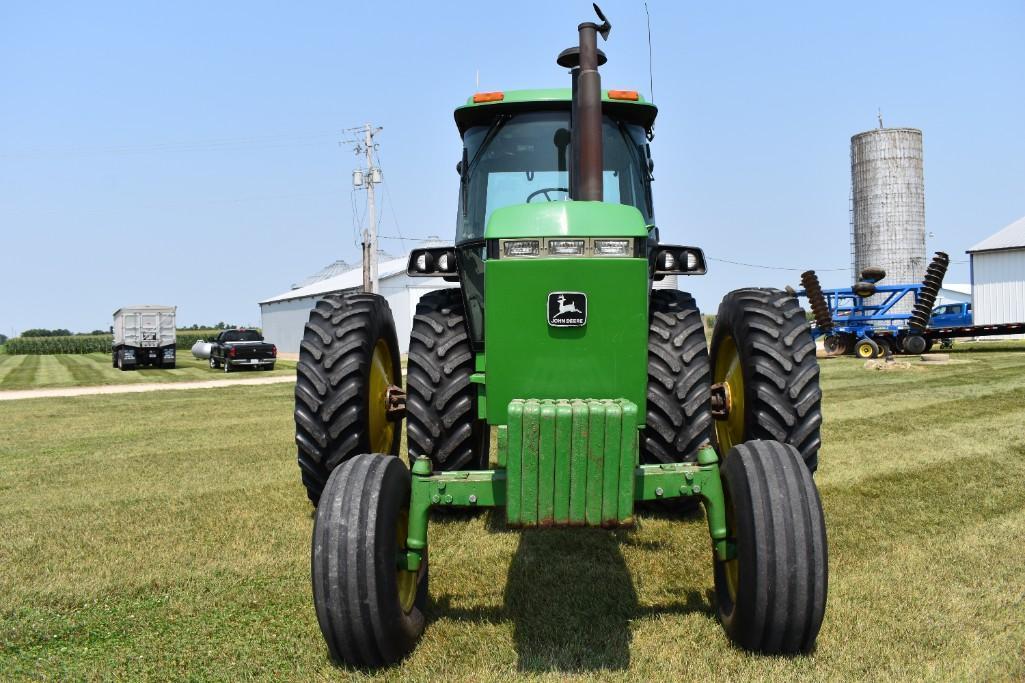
<box><xmin>484</xmin><ymin>202</ymin><xmax>649</xmax><ymax>240</ymax></box>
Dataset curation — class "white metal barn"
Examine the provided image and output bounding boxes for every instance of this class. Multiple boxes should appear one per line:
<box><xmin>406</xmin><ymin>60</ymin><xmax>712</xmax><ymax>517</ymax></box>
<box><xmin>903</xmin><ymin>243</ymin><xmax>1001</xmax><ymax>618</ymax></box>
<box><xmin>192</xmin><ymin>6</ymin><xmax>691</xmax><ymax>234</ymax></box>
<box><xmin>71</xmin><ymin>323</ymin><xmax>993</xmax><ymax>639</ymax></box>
<box><xmin>259</xmin><ymin>256</ymin><xmax>457</xmax><ymax>355</ymax></box>
<box><xmin>967</xmin><ymin>215</ymin><xmax>1025</xmax><ymax>338</ymax></box>
<box><xmin>936</xmin><ymin>284</ymin><xmax>972</xmax><ymax>306</ymax></box>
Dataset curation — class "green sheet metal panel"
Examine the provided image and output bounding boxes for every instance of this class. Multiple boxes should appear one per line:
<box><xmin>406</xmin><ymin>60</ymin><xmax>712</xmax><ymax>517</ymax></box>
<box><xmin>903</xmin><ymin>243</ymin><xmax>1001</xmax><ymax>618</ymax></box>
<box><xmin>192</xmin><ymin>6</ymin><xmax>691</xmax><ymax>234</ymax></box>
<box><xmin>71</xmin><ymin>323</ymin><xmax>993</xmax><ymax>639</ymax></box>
<box><xmin>484</xmin><ymin>201</ymin><xmax>649</xmax><ymax>240</ymax></box>
<box><xmin>505</xmin><ymin>398</ymin><xmax>636</xmax><ymax>527</ymax></box>
<box><xmin>483</xmin><ymin>255</ymin><xmax>649</xmax><ymax>426</ymax></box>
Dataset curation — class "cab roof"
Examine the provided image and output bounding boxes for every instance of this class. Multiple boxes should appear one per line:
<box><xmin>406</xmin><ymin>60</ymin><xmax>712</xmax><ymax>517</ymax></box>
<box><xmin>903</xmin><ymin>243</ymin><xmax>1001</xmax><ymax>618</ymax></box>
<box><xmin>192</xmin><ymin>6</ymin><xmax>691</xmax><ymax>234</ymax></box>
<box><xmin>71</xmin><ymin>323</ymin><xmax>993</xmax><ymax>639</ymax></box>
<box><xmin>454</xmin><ymin>88</ymin><xmax>657</xmax><ymax>135</ymax></box>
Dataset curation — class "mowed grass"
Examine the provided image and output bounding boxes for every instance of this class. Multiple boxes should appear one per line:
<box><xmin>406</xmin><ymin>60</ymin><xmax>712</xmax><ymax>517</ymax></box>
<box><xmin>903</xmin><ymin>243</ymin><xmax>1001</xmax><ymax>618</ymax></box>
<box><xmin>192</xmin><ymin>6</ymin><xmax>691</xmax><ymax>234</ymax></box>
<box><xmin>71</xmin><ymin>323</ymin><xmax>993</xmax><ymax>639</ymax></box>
<box><xmin>0</xmin><ymin>353</ymin><xmax>295</xmax><ymax>391</ymax></box>
<box><xmin>2</xmin><ymin>344</ymin><xmax>1025</xmax><ymax>680</ymax></box>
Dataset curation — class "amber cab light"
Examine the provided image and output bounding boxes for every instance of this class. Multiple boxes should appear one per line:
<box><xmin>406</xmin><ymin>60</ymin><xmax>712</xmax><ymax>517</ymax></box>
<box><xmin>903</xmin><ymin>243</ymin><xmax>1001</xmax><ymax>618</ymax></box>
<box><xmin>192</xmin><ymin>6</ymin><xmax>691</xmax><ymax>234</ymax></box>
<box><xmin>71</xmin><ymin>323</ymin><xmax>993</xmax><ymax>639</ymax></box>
<box><xmin>472</xmin><ymin>91</ymin><xmax>505</xmax><ymax>103</ymax></box>
<box><xmin>608</xmin><ymin>89</ymin><xmax>639</xmax><ymax>101</ymax></box>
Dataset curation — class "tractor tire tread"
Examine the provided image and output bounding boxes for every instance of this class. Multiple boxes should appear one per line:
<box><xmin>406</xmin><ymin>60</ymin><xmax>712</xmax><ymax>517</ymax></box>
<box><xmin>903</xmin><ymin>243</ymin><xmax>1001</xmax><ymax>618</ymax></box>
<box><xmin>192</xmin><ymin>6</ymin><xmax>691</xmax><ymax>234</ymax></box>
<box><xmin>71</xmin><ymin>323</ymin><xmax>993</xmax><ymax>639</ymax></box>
<box><xmin>641</xmin><ymin>290</ymin><xmax>713</xmax><ymax>464</ymax></box>
<box><xmin>295</xmin><ymin>293</ymin><xmax>401</xmax><ymax>505</ymax></box>
<box><xmin>406</xmin><ymin>289</ymin><xmax>487</xmax><ymax>471</ymax></box>
<box><xmin>312</xmin><ymin>454</ymin><xmax>427</xmax><ymax>667</ymax></box>
<box><xmin>715</xmin><ymin>440</ymin><xmax>827</xmax><ymax>654</ymax></box>
<box><xmin>712</xmin><ymin>288</ymin><xmax>822</xmax><ymax>471</ymax></box>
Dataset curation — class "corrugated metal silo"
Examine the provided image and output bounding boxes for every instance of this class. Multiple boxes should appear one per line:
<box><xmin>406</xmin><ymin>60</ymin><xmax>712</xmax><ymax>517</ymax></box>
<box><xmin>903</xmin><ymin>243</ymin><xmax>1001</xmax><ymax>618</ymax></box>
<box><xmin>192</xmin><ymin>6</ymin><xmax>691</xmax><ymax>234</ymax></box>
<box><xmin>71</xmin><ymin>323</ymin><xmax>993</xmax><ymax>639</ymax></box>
<box><xmin>850</xmin><ymin>127</ymin><xmax>926</xmax><ymax>313</ymax></box>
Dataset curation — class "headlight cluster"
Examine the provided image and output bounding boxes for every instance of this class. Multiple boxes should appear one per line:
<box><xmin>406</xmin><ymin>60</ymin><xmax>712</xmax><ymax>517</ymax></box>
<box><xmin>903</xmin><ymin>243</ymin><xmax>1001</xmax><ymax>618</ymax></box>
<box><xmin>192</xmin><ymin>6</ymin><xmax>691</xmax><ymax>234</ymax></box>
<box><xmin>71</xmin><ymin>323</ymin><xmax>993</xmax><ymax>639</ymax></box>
<box><xmin>498</xmin><ymin>237</ymin><xmax>639</xmax><ymax>258</ymax></box>
<box><xmin>653</xmin><ymin>245</ymin><xmax>707</xmax><ymax>276</ymax></box>
<box><xmin>407</xmin><ymin>247</ymin><xmax>459</xmax><ymax>278</ymax></box>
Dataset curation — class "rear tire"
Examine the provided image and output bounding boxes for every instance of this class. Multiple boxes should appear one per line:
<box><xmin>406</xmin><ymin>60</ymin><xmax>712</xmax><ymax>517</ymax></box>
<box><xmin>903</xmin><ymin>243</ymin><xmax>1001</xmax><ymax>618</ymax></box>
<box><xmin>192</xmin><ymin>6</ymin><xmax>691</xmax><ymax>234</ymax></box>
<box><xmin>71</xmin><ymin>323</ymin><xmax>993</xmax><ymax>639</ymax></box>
<box><xmin>710</xmin><ymin>289</ymin><xmax>822</xmax><ymax>472</ymax></box>
<box><xmin>903</xmin><ymin>334</ymin><xmax>927</xmax><ymax>355</ymax></box>
<box><xmin>641</xmin><ymin>290</ymin><xmax>712</xmax><ymax>464</ymax></box>
<box><xmin>312</xmin><ymin>454</ymin><xmax>427</xmax><ymax>667</ymax></box>
<box><xmin>714</xmin><ymin>440</ymin><xmax>828</xmax><ymax>654</ymax></box>
<box><xmin>295</xmin><ymin>293</ymin><xmax>402</xmax><ymax>505</ymax></box>
<box><xmin>209</xmin><ymin>356</ymin><xmax>220</xmax><ymax>369</ymax></box>
<box><xmin>406</xmin><ymin>289</ymin><xmax>488</xmax><ymax>471</ymax></box>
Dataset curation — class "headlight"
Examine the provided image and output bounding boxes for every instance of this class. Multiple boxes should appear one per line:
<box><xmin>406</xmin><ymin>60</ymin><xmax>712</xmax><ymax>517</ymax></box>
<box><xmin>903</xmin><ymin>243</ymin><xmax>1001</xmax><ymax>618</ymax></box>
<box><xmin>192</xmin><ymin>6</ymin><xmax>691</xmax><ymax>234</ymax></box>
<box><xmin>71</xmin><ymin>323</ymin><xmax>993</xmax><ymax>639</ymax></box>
<box><xmin>548</xmin><ymin>239</ymin><xmax>585</xmax><ymax>256</ymax></box>
<box><xmin>414</xmin><ymin>252</ymin><xmax>434</xmax><ymax>273</ymax></box>
<box><xmin>436</xmin><ymin>251</ymin><xmax>455</xmax><ymax>272</ymax></box>
<box><xmin>503</xmin><ymin>240</ymin><xmax>540</xmax><ymax>257</ymax></box>
<box><xmin>593</xmin><ymin>239</ymin><xmax>632</xmax><ymax>257</ymax></box>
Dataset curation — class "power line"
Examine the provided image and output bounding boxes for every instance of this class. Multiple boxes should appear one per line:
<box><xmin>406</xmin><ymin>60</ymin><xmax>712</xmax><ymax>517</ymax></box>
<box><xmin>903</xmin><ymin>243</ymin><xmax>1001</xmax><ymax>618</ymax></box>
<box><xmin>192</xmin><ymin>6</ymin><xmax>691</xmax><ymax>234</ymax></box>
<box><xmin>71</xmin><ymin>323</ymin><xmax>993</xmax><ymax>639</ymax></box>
<box><xmin>706</xmin><ymin>255</ymin><xmax>969</xmax><ymax>272</ymax></box>
<box><xmin>706</xmin><ymin>256</ymin><xmax>849</xmax><ymax>272</ymax></box>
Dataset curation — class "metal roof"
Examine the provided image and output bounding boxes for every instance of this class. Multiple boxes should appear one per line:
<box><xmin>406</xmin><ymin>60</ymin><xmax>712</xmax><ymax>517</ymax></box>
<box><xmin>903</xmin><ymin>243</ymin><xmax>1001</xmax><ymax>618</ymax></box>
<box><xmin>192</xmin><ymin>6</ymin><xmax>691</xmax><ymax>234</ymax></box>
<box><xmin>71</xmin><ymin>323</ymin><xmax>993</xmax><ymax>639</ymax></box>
<box><xmin>259</xmin><ymin>256</ymin><xmax>411</xmax><ymax>305</ymax></box>
<box><xmin>968</xmin><ymin>215</ymin><xmax>1025</xmax><ymax>253</ymax></box>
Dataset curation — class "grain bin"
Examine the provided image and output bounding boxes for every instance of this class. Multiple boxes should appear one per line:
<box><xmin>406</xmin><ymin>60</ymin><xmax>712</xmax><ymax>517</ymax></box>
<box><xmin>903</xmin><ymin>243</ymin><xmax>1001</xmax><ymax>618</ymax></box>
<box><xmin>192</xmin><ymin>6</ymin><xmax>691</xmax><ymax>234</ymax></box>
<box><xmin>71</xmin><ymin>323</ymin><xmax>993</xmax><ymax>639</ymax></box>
<box><xmin>850</xmin><ymin>127</ymin><xmax>926</xmax><ymax>314</ymax></box>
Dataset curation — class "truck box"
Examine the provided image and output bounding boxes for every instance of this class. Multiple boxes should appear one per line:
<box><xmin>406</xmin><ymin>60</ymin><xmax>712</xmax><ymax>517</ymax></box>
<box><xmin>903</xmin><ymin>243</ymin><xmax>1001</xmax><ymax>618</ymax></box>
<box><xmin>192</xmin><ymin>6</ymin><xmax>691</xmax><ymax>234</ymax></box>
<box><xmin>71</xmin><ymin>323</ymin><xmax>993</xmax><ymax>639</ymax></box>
<box><xmin>112</xmin><ymin>305</ymin><xmax>177</xmax><ymax>370</ymax></box>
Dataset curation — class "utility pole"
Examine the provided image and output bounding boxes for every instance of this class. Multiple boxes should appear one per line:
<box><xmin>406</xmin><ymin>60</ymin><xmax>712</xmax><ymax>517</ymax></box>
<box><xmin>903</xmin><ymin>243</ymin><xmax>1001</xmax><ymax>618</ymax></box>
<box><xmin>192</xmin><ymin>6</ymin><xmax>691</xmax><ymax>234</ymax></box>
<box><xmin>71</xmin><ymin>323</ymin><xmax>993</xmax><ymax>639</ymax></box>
<box><xmin>345</xmin><ymin>123</ymin><xmax>383</xmax><ymax>293</ymax></box>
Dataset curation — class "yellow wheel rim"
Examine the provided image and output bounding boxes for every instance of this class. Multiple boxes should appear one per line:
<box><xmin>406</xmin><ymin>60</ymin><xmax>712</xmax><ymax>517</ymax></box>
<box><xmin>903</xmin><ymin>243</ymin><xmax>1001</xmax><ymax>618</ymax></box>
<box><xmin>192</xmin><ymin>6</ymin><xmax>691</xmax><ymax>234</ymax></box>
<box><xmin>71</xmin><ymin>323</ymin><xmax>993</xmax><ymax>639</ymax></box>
<box><xmin>395</xmin><ymin>509</ymin><xmax>418</xmax><ymax>613</ymax></box>
<box><xmin>713</xmin><ymin>335</ymin><xmax>745</xmax><ymax>455</ymax></box>
<box><xmin>368</xmin><ymin>339</ymin><xmax>395</xmax><ymax>454</ymax></box>
<box><xmin>856</xmin><ymin>342</ymin><xmax>874</xmax><ymax>359</ymax></box>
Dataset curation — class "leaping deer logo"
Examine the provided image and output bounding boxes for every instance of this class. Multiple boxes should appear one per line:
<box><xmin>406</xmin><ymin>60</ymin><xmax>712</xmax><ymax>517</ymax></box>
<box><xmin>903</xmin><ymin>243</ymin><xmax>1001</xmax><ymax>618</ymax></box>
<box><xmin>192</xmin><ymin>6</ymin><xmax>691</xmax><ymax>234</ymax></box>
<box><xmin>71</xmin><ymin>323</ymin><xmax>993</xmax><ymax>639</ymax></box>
<box><xmin>554</xmin><ymin>295</ymin><xmax>582</xmax><ymax>317</ymax></box>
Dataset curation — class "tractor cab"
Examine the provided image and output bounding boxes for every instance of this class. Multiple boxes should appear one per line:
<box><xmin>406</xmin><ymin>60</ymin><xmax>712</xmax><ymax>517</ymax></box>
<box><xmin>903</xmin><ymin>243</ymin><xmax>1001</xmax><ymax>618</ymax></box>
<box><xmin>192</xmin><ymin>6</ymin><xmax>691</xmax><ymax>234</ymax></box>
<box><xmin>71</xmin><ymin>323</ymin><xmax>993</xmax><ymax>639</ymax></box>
<box><xmin>453</xmin><ymin>89</ymin><xmax>658</xmax><ymax>244</ymax></box>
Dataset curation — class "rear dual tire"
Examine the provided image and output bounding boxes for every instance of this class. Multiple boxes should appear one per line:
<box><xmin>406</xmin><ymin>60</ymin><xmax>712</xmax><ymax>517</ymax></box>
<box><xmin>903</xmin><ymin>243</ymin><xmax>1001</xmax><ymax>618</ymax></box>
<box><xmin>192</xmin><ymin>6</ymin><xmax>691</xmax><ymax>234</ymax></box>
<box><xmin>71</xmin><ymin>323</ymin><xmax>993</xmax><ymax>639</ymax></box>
<box><xmin>406</xmin><ymin>289</ymin><xmax>488</xmax><ymax>471</ymax></box>
<box><xmin>710</xmin><ymin>289</ymin><xmax>823</xmax><ymax>472</ymax></box>
<box><xmin>295</xmin><ymin>293</ymin><xmax>402</xmax><ymax>505</ymax></box>
<box><xmin>641</xmin><ymin>290</ymin><xmax>712</xmax><ymax>464</ymax></box>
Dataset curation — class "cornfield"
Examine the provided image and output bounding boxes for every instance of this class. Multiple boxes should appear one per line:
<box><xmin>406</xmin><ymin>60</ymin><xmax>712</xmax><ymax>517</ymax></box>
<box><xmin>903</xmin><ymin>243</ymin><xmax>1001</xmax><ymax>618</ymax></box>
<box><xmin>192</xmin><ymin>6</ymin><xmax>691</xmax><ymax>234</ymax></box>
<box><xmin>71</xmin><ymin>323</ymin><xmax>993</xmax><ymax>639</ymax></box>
<box><xmin>4</xmin><ymin>331</ymin><xmax>222</xmax><ymax>355</ymax></box>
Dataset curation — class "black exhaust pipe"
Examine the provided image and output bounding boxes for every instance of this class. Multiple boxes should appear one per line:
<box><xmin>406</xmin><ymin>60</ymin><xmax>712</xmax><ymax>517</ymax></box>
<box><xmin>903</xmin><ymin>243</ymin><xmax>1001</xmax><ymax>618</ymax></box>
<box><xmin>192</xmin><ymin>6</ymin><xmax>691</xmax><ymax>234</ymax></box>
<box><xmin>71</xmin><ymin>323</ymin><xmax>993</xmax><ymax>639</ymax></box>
<box><xmin>557</xmin><ymin>4</ymin><xmax>611</xmax><ymax>202</ymax></box>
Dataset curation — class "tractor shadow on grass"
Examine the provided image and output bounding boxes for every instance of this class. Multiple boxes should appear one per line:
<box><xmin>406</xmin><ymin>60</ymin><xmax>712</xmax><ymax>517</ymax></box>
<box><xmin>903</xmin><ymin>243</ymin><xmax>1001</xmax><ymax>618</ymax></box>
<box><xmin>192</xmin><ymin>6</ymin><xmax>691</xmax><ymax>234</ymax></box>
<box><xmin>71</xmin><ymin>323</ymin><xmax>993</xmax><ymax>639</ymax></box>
<box><xmin>429</xmin><ymin>512</ymin><xmax>714</xmax><ymax>673</ymax></box>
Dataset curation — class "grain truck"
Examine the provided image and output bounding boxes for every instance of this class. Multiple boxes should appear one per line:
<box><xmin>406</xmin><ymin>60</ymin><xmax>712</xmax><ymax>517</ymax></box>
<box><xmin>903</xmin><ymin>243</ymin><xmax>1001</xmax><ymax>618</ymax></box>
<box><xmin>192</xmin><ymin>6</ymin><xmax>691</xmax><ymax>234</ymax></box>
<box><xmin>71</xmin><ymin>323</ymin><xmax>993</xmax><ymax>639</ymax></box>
<box><xmin>111</xmin><ymin>305</ymin><xmax>176</xmax><ymax>370</ymax></box>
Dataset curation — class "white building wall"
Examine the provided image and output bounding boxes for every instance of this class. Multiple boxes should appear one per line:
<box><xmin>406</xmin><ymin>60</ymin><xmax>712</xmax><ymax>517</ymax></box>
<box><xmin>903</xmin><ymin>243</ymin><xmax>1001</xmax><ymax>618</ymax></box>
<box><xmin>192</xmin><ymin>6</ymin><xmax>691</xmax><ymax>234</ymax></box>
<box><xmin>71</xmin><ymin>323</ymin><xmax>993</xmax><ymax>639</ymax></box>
<box><xmin>260</xmin><ymin>295</ymin><xmax>339</xmax><ymax>356</ymax></box>
<box><xmin>260</xmin><ymin>275</ymin><xmax>456</xmax><ymax>355</ymax></box>
<box><xmin>972</xmin><ymin>249</ymin><xmax>1025</xmax><ymax>325</ymax></box>
<box><xmin>936</xmin><ymin>286</ymin><xmax>972</xmax><ymax>306</ymax></box>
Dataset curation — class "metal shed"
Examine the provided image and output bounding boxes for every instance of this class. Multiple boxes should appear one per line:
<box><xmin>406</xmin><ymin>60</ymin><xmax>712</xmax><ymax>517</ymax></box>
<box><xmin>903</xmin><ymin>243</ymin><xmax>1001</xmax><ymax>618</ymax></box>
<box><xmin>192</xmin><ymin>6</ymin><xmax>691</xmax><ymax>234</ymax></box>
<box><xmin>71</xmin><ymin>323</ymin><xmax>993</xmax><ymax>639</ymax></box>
<box><xmin>259</xmin><ymin>255</ymin><xmax>457</xmax><ymax>356</ymax></box>
<box><xmin>967</xmin><ymin>215</ymin><xmax>1025</xmax><ymax>338</ymax></box>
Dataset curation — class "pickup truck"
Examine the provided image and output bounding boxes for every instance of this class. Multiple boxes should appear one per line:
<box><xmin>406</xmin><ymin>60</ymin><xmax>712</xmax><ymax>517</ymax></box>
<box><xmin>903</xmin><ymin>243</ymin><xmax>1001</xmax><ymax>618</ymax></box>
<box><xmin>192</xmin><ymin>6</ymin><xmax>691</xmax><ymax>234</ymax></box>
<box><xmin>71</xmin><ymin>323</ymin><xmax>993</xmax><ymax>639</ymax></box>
<box><xmin>929</xmin><ymin>302</ymin><xmax>972</xmax><ymax>328</ymax></box>
<box><xmin>208</xmin><ymin>329</ymin><xmax>277</xmax><ymax>372</ymax></box>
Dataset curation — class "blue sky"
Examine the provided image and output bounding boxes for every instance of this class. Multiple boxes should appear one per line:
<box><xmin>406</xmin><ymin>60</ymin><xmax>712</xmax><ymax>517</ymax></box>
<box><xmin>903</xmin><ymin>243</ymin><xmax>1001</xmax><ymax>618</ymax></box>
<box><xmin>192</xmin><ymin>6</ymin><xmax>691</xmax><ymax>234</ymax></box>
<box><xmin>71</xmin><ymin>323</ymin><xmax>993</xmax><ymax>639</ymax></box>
<box><xmin>1</xmin><ymin>1</ymin><xmax>1023</xmax><ymax>336</ymax></box>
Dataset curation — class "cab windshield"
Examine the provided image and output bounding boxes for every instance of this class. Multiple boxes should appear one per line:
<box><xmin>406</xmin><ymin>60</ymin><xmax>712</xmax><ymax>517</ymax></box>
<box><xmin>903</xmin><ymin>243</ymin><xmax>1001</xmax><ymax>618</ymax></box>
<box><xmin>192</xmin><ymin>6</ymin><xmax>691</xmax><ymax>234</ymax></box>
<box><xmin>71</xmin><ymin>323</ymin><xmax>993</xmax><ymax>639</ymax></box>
<box><xmin>457</xmin><ymin>111</ymin><xmax>653</xmax><ymax>244</ymax></box>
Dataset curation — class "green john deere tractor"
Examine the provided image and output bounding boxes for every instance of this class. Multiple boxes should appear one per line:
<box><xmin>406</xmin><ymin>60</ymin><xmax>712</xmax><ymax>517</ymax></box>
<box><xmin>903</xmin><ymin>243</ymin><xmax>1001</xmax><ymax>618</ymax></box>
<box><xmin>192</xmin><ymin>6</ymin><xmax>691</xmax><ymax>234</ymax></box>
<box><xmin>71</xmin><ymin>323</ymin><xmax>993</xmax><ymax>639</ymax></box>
<box><xmin>295</xmin><ymin>5</ymin><xmax>826</xmax><ymax>667</ymax></box>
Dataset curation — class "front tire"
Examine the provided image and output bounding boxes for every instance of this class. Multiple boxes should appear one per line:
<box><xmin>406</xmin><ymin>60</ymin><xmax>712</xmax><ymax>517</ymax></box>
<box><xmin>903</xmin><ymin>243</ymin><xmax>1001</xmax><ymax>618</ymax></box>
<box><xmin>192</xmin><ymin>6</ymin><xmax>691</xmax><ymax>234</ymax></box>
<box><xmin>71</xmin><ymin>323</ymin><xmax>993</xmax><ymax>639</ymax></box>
<box><xmin>641</xmin><ymin>290</ymin><xmax>712</xmax><ymax>463</ymax></box>
<box><xmin>714</xmin><ymin>440</ymin><xmax>828</xmax><ymax>654</ymax></box>
<box><xmin>710</xmin><ymin>289</ymin><xmax>823</xmax><ymax>471</ymax></box>
<box><xmin>406</xmin><ymin>289</ymin><xmax>488</xmax><ymax>471</ymax></box>
<box><xmin>312</xmin><ymin>454</ymin><xmax>427</xmax><ymax>667</ymax></box>
<box><xmin>295</xmin><ymin>293</ymin><xmax>402</xmax><ymax>505</ymax></box>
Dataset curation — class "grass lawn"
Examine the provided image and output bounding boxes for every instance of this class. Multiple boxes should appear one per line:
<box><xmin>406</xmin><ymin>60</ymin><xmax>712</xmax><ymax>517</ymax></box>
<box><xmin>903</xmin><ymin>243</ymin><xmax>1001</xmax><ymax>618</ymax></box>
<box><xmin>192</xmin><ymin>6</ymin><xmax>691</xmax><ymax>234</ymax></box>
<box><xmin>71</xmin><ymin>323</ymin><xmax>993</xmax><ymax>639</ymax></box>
<box><xmin>1</xmin><ymin>343</ymin><xmax>1024</xmax><ymax>680</ymax></box>
<box><xmin>0</xmin><ymin>353</ymin><xmax>295</xmax><ymax>391</ymax></box>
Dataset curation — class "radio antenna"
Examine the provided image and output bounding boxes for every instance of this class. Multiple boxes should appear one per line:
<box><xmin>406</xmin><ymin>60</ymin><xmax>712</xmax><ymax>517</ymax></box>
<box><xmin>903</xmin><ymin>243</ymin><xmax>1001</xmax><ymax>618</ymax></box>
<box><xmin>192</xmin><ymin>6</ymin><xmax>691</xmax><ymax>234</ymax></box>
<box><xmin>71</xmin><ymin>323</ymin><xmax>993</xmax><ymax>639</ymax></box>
<box><xmin>644</xmin><ymin>1</ymin><xmax>654</xmax><ymax>102</ymax></box>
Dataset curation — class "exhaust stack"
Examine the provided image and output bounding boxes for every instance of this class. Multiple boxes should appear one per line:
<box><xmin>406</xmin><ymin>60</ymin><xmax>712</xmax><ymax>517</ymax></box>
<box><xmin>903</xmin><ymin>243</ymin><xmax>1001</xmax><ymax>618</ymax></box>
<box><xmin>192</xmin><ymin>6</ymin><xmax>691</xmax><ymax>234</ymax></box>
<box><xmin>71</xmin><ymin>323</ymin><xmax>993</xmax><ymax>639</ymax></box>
<box><xmin>557</xmin><ymin>4</ymin><xmax>611</xmax><ymax>202</ymax></box>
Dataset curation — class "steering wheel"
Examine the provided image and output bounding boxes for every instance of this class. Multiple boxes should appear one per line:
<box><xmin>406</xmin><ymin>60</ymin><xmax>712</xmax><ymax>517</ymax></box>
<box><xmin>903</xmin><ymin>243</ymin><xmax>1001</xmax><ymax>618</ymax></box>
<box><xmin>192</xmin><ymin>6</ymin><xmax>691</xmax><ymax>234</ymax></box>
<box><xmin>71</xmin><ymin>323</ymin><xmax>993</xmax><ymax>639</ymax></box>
<box><xmin>526</xmin><ymin>187</ymin><xmax>569</xmax><ymax>203</ymax></box>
